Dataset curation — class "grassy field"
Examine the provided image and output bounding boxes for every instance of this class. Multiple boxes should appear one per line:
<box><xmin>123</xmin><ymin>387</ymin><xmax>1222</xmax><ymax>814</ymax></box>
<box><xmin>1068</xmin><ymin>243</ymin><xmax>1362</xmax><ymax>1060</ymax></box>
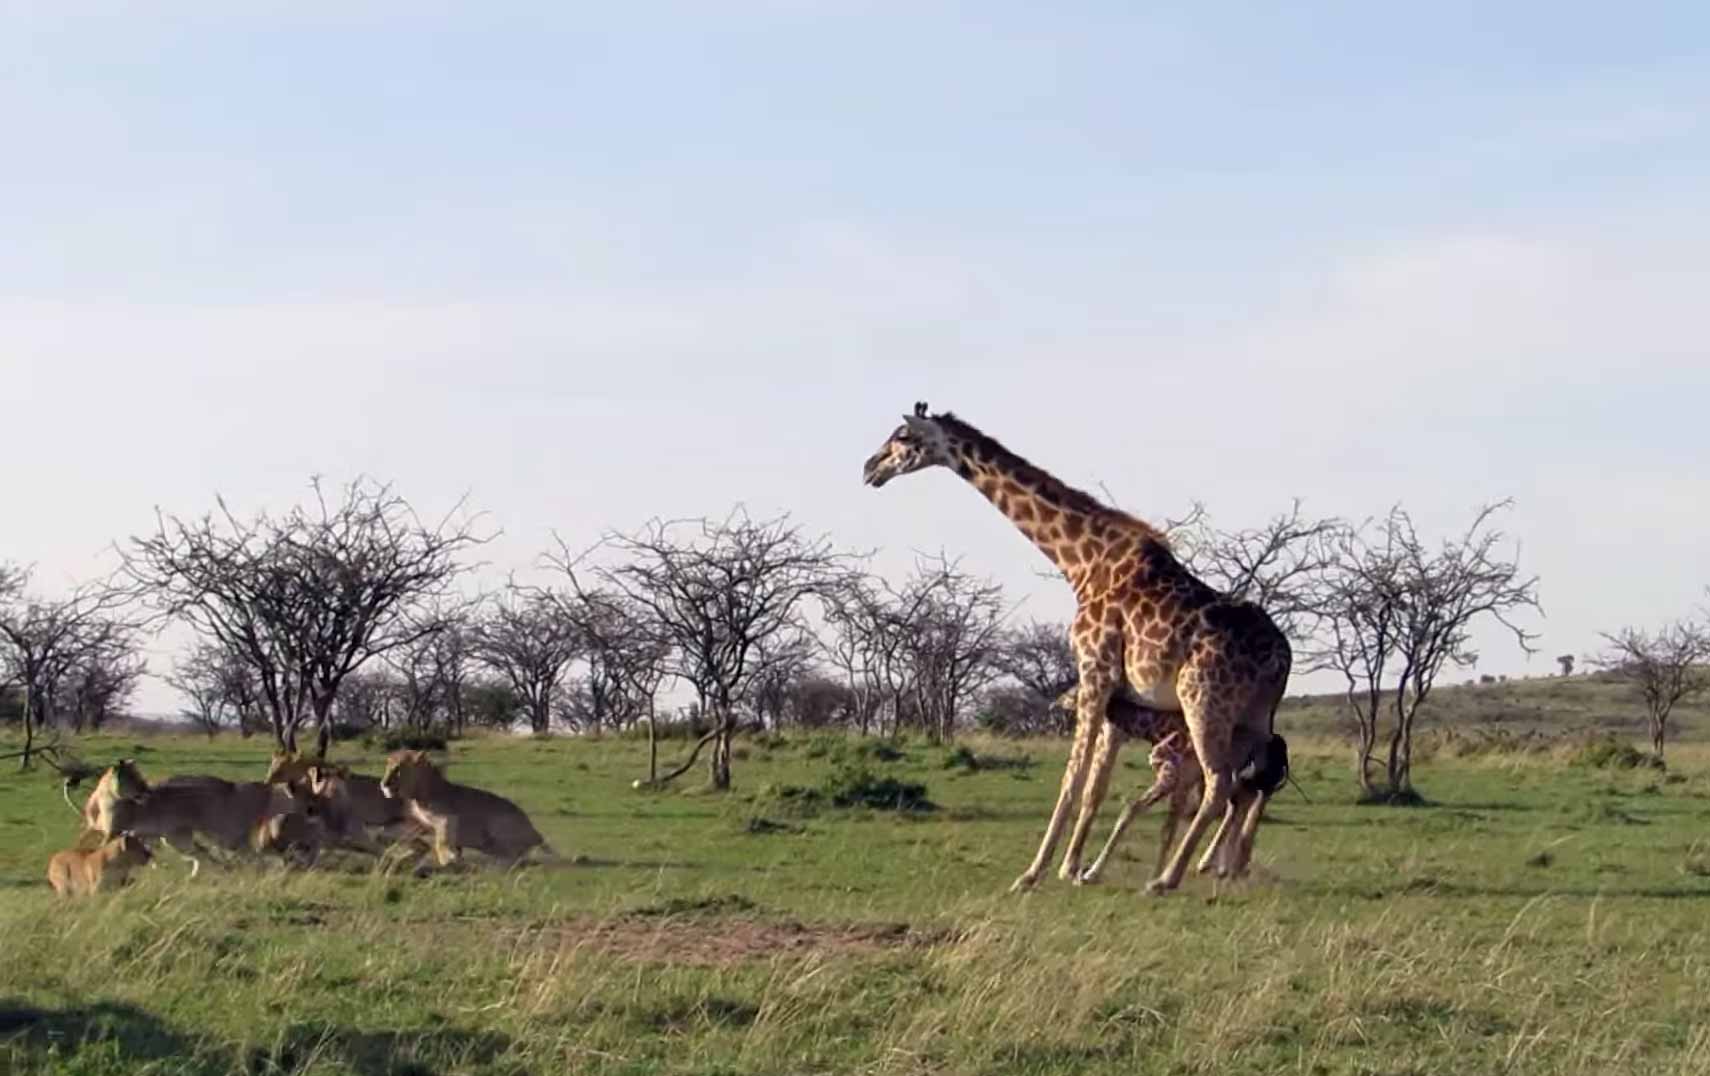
<box><xmin>6</xmin><ymin>702</ymin><xmax>1710</xmax><ymax>1074</ymax></box>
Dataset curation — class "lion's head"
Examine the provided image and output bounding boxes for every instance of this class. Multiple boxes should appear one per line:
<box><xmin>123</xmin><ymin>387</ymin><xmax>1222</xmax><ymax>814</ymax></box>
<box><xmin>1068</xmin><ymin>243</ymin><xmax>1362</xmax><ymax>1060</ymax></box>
<box><xmin>305</xmin><ymin>763</ymin><xmax>352</xmax><ymax>800</ymax></box>
<box><xmin>379</xmin><ymin>750</ymin><xmax>436</xmax><ymax>801</ymax></box>
<box><xmin>107</xmin><ymin>759</ymin><xmax>149</xmax><ymax>799</ymax></box>
<box><xmin>106</xmin><ymin>831</ymin><xmax>153</xmax><ymax>868</ymax></box>
<box><xmin>265</xmin><ymin>751</ymin><xmax>315</xmax><ymax>788</ymax></box>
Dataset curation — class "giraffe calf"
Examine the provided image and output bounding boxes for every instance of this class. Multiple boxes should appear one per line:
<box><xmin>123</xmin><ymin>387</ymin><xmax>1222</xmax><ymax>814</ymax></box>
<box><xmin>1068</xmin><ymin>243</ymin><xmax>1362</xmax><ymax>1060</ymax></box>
<box><xmin>1078</xmin><ymin>721</ymin><xmax>1289</xmax><ymax>886</ymax></box>
<box><xmin>1075</xmin><ymin>730</ymin><xmax>1199</xmax><ymax>885</ymax></box>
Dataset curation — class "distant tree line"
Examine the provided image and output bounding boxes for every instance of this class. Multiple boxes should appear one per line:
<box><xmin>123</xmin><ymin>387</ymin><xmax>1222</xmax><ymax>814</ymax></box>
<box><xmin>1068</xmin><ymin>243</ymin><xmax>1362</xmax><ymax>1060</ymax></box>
<box><xmin>14</xmin><ymin>472</ymin><xmax>1703</xmax><ymax>794</ymax></box>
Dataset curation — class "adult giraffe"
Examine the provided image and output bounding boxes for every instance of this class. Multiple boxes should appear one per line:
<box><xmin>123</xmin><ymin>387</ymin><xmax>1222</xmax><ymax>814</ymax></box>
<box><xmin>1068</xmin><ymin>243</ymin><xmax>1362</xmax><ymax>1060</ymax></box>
<box><xmin>861</xmin><ymin>403</ymin><xmax>1291</xmax><ymax>893</ymax></box>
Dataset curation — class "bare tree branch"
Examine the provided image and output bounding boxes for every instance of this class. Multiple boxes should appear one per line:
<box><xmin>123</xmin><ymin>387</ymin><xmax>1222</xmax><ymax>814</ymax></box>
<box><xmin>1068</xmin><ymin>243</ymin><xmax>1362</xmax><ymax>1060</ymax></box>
<box><xmin>1594</xmin><ymin>620</ymin><xmax>1710</xmax><ymax>761</ymax></box>
<box><xmin>121</xmin><ymin>476</ymin><xmax>492</xmax><ymax>754</ymax></box>
<box><xmin>547</xmin><ymin>508</ymin><xmax>852</xmax><ymax>789</ymax></box>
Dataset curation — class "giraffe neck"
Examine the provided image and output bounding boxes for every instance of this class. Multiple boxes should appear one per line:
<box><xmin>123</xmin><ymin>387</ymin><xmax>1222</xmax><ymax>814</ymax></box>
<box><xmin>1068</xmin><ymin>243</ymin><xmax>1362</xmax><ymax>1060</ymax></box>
<box><xmin>947</xmin><ymin>438</ymin><xmax>1140</xmax><ymax>592</ymax></box>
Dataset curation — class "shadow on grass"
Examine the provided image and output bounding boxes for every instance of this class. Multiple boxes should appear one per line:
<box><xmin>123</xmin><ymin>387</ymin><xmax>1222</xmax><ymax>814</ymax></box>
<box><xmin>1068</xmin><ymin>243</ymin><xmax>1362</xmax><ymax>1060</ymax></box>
<box><xmin>251</xmin><ymin>1022</ymin><xmax>513</xmax><ymax>1076</ymax></box>
<box><xmin>563</xmin><ymin>855</ymin><xmax>705</xmax><ymax>871</ymax></box>
<box><xmin>0</xmin><ymin>998</ymin><xmax>206</xmax><ymax>1071</ymax></box>
<box><xmin>1</xmin><ymin>999</ymin><xmax>515</xmax><ymax>1076</ymax></box>
<box><xmin>1304</xmin><ymin>879</ymin><xmax>1710</xmax><ymax>901</ymax></box>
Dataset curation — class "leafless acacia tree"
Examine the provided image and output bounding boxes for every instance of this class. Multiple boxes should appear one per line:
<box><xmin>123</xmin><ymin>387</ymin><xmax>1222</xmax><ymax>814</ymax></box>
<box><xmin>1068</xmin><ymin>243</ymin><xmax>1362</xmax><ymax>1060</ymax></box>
<box><xmin>373</xmin><ymin>606</ymin><xmax>477</xmax><ymax>736</ymax></box>
<box><xmin>818</xmin><ymin>574</ymin><xmax>895</xmax><ymax>736</ymax></box>
<box><xmin>166</xmin><ymin>640</ymin><xmax>252</xmax><ymax>739</ymax></box>
<box><xmin>0</xmin><ymin>563</ymin><xmax>140</xmax><ymax>768</ymax></box>
<box><xmin>56</xmin><ymin>619</ymin><xmax>146</xmax><ymax>732</ymax></box>
<box><xmin>820</xmin><ymin>567</ymin><xmax>949</xmax><ymax>737</ymax></box>
<box><xmin>897</xmin><ymin>555</ymin><xmax>1011</xmax><ymax>743</ymax></box>
<box><xmin>123</xmin><ymin>477</ymin><xmax>490</xmax><ymax>754</ymax></box>
<box><xmin>553</xmin><ymin>588</ymin><xmax>670</xmax><ymax>778</ymax></box>
<box><xmin>1595</xmin><ymin>620</ymin><xmax>1710</xmax><ymax>761</ymax></box>
<box><xmin>470</xmin><ymin>586</ymin><xmax>584</xmax><ymax>734</ymax></box>
<box><xmin>1316</xmin><ymin>502</ymin><xmax>1540</xmax><ymax>799</ymax></box>
<box><xmin>743</xmin><ymin>629</ymin><xmax>820</xmax><ymax>731</ymax></box>
<box><xmin>1315</xmin><ymin>518</ymin><xmax>1403</xmax><ymax>792</ymax></box>
<box><xmin>1164</xmin><ymin>498</ymin><xmax>1343</xmax><ymax>652</ymax></box>
<box><xmin>1001</xmin><ymin>620</ymin><xmax>1078</xmax><ymax>734</ymax></box>
<box><xmin>561</xmin><ymin>510</ymin><xmax>849</xmax><ymax>790</ymax></box>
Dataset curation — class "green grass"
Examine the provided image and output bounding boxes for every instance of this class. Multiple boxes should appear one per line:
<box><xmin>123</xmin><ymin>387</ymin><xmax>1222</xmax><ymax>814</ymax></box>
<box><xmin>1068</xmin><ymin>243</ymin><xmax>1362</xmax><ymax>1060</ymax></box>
<box><xmin>6</xmin><ymin>724</ymin><xmax>1710</xmax><ymax>1075</ymax></box>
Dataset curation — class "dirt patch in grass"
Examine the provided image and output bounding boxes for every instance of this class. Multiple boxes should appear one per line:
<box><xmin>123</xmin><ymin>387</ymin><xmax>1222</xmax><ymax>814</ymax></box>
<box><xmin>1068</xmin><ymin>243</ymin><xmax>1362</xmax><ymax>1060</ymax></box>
<box><xmin>502</xmin><ymin>909</ymin><xmax>956</xmax><ymax>968</ymax></box>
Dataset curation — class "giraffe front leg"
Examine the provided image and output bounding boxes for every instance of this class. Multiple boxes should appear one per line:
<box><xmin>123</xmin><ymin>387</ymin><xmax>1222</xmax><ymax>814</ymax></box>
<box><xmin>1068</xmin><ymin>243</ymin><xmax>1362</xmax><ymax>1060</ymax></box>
<box><xmin>1198</xmin><ymin>728</ymin><xmax>1269</xmax><ymax>876</ymax></box>
<box><xmin>1010</xmin><ymin>678</ymin><xmax>1112</xmax><ymax>893</ymax></box>
<box><xmin>1149</xmin><ymin>765</ymin><xmax>1231</xmax><ymax>894</ymax></box>
<box><xmin>1060</xmin><ymin>719</ymin><xmax>1123</xmax><ymax>882</ymax></box>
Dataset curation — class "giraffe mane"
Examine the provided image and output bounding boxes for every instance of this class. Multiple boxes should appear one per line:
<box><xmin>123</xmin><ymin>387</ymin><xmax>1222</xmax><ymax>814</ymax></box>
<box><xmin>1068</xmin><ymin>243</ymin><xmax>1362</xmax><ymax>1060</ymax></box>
<box><xmin>929</xmin><ymin>409</ymin><xmax>1162</xmax><ymax>537</ymax></box>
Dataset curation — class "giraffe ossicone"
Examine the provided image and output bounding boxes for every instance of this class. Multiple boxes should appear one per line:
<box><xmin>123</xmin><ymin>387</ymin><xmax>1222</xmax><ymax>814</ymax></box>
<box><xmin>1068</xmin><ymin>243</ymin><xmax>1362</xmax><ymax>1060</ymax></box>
<box><xmin>863</xmin><ymin>403</ymin><xmax>1293</xmax><ymax>893</ymax></box>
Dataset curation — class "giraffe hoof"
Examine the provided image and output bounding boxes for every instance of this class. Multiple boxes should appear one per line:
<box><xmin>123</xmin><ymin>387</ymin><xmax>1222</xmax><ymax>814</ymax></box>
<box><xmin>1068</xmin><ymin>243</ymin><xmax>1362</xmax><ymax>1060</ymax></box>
<box><xmin>1008</xmin><ymin>872</ymin><xmax>1040</xmax><ymax>894</ymax></box>
<box><xmin>1143</xmin><ymin>878</ymin><xmax>1175</xmax><ymax>897</ymax></box>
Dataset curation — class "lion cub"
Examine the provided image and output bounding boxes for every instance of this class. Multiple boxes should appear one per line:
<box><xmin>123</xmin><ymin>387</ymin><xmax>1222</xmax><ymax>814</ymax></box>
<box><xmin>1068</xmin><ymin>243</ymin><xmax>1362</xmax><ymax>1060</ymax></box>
<box><xmin>378</xmin><ymin>749</ymin><xmax>556</xmax><ymax>868</ymax></box>
<box><xmin>47</xmin><ymin>832</ymin><xmax>153</xmax><ymax>896</ymax></box>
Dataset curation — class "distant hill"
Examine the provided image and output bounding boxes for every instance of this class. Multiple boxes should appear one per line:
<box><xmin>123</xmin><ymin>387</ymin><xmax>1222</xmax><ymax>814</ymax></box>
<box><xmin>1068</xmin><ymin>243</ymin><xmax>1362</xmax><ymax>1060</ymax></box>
<box><xmin>1276</xmin><ymin>669</ymin><xmax>1710</xmax><ymax>744</ymax></box>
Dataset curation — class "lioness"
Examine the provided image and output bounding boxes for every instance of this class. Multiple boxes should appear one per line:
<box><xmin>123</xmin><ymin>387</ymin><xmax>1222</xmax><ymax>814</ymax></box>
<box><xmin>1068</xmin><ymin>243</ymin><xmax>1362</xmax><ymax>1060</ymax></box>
<box><xmin>251</xmin><ymin>786</ymin><xmax>329</xmax><ymax>866</ymax></box>
<box><xmin>304</xmin><ymin>762</ymin><xmax>428</xmax><ymax>856</ymax></box>
<box><xmin>73</xmin><ymin>759</ymin><xmax>152</xmax><ymax>848</ymax></box>
<box><xmin>109</xmin><ymin>776</ymin><xmax>307</xmax><ymax>877</ymax></box>
<box><xmin>378</xmin><ymin>750</ymin><xmax>556</xmax><ymax>868</ymax></box>
<box><xmin>46</xmin><ymin>832</ymin><xmax>153</xmax><ymax>896</ymax></box>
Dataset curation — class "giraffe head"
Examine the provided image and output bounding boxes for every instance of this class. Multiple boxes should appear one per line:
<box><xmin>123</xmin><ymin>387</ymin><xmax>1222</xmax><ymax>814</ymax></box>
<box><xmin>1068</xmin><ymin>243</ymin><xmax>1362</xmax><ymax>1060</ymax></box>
<box><xmin>862</xmin><ymin>401</ymin><xmax>958</xmax><ymax>488</ymax></box>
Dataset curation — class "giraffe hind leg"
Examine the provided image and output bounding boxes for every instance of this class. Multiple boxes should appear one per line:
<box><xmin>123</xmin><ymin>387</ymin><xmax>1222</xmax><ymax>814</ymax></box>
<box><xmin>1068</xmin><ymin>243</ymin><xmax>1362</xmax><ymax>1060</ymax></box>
<box><xmin>1229</xmin><ymin>789</ymin><xmax>1271</xmax><ymax>877</ymax></box>
<box><xmin>1192</xmin><ymin>692</ymin><xmax>1276</xmax><ymax>876</ymax></box>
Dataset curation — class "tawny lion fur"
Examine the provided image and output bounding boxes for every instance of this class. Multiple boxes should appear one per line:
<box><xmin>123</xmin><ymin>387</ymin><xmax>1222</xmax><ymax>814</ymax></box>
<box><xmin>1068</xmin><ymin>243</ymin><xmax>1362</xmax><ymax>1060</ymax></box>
<box><xmin>46</xmin><ymin>832</ymin><xmax>153</xmax><ymax>896</ymax></box>
<box><xmin>74</xmin><ymin>759</ymin><xmax>151</xmax><ymax>848</ymax></box>
<box><xmin>109</xmin><ymin>775</ymin><xmax>308</xmax><ymax>877</ymax></box>
<box><xmin>379</xmin><ymin>749</ymin><xmax>555</xmax><ymax>867</ymax></box>
<box><xmin>305</xmin><ymin>762</ymin><xmax>430</xmax><ymax>855</ymax></box>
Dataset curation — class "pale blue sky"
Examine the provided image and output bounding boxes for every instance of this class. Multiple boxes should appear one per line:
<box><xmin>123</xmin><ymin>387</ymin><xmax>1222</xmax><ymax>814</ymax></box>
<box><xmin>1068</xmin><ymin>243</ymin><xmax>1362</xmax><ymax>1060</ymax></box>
<box><xmin>5</xmin><ymin>2</ymin><xmax>1708</xmax><ymax>713</ymax></box>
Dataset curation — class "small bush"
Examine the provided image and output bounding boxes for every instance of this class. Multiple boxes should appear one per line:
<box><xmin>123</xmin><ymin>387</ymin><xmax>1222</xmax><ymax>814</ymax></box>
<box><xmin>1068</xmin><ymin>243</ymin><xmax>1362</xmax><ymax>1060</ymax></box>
<box><xmin>942</xmin><ymin>745</ymin><xmax>1034</xmax><ymax>774</ymax></box>
<box><xmin>1356</xmin><ymin>786</ymin><xmax>1431</xmax><ymax>807</ymax></box>
<box><xmin>1575</xmin><ymin>801</ymin><xmax>1647</xmax><ymax>826</ymax></box>
<box><xmin>1568</xmin><ymin>734</ymin><xmax>1662</xmax><ymax>771</ymax></box>
<box><xmin>742</xmin><ymin>816</ymin><xmax>802</xmax><ymax>836</ymax></box>
<box><xmin>804</xmin><ymin>736</ymin><xmax>905</xmax><ymax>765</ymax></box>
<box><xmin>803</xmin><ymin>735</ymin><xmax>842</xmax><ymax>760</ymax></box>
<box><xmin>844</xmin><ymin>739</ymin><xmax>905</xmax><ymax>764</ymax></box>
<box><xmin>820</xmin><ymin>764</ymin><xmax>936</xmax><ymax>812</ymax></box>
<box><xmin>1431</xmin><ymin>727</ymin><xmax>1554</xmax><ymax>760</ymax></box>
<box><xmin>367</xmin><ymin>731</ymin><xmax>449</xmax><ymax>752</ymax></box>
<box><xmin>751</xmin><ymin>782</ymin><xmax>826</xmax><ymax>817</ymax></box>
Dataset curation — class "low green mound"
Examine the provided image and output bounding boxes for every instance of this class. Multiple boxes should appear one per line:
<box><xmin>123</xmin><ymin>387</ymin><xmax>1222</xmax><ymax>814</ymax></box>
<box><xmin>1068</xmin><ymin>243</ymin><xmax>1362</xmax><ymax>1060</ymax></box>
<box><xmin>1568</xmin><ymin>734</ymin><xmax>1663</xmax><ymax>771</ymax></box>
<box><xmin>754</xmin><ymin>763</ymin><xmax>936</xmax><ymax>815</ymax></box>
<box><xmin>941</xmin><ymin>745</ymin><xmax>1033</xmax><ymax>774</ymax></box>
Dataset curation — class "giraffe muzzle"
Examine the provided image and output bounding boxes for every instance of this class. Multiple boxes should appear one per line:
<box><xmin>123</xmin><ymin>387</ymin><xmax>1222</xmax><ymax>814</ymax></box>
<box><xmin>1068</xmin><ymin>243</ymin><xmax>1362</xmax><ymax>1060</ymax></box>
<box><xmin>861</xmin><ymin>453</ymin><xmax>891</xmax><ymax>487</ymax></box>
